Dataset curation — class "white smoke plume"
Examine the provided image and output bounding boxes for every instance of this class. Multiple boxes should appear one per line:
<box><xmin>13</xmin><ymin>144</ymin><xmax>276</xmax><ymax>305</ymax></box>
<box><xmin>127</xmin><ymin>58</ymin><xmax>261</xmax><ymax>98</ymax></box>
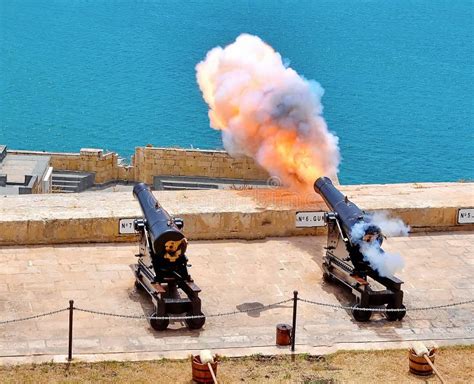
<box><xmin>350</xmin><ymin>213</ymin><xmax>410</xmax><ymax>277</ymax></box>
<box><xmin>370</xmin><ymin>211</ymin><xmax>410</xmax><ymax>237</ymax></box>
<box><xmin>196</xmin><ymin>34</ymin><xmax>340</xmax><ymax>191</ymax></box>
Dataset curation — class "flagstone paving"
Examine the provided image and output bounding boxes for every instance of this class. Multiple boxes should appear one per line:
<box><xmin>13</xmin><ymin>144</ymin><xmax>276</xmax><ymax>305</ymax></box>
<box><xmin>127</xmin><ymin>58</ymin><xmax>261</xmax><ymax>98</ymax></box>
<box><xmin>0</xmin><ymin>232</ymin><xmax>472</xmax><ymax>363</ymax></box>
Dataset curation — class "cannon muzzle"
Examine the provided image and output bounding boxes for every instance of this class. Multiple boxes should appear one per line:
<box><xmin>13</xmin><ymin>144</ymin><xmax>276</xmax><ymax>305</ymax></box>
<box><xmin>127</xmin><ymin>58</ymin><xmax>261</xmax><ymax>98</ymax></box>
<box><xmin>314</xmin><ymin>177</ymin><xmax>366</xmax><ymax>235</ymax></box>
<box><xmin>133</xmin><ymin>183</ymin><xmax>186</xmax><ymax>257</ymax></box>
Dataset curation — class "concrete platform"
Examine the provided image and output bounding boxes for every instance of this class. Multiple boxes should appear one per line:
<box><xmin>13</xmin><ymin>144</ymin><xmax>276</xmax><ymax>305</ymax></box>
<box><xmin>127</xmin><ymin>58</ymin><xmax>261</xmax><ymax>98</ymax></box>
<box><xmin>0</xmin><ymin>232</ymin><xmax>472</xmax><ymax>364</ymax></box>
<box><xmin>0</xmin><ymin>152</ymin><xmax>50</xmax><ymax>194</ymax></box>
<box><xmin>1</xmin><ymin>182</ymin><xmax>473</xmax><ymax>245</ymax></box>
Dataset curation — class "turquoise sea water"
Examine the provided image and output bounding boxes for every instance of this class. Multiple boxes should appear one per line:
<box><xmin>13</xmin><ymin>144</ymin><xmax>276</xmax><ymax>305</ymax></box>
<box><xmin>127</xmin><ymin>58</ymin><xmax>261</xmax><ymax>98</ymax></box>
<box><xmin>0</xmin><ymin>0</ymin><xmax>472</xmax><ymax>184</ymax></box>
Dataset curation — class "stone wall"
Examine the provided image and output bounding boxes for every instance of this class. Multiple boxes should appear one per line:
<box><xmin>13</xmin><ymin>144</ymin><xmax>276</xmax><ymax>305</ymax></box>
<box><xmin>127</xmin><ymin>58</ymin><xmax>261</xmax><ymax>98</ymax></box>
<box><xmin>0</xmin><ymin>182</ymin><xmax>472</xmax><ymax>246</ymax></box>
<box><xmin>7</xmin><ymin>146</ymin><xmax>269</xmax><ymax>186</ymax></box>
<box><xmin>134</xmin><ymin>147</ymin><xmax>269</xmax><ymax>184</ymax></box>
<box><xmin>49</xmin><ymin>149</ymin><xmax>135</xmax><ymax>184</ymax></box>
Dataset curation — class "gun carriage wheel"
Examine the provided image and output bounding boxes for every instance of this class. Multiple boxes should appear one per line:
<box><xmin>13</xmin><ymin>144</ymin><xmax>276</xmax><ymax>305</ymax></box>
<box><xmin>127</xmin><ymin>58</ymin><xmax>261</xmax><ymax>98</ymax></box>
<box><xmin>385</xmin><ymin>304</ymin><xmax>406</xmax><ymax>321</ymax></box>
<box><xmin>150</xmin><ymin>312</ymin><xmax>170</xmax><ymax>331</ymax></box>
<box><xmin>185</xmin><ymin>312</ymin><xmax>206</xmax><ymax>330</ymax></box>
<box><xmin>351</xmin><ymin>304</ymin><xmax>372</xmax><ymax>322</ymax></box>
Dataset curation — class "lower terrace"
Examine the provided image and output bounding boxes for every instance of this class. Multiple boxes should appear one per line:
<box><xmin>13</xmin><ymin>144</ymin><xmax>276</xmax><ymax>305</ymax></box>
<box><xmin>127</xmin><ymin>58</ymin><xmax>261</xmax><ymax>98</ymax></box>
<box><xmin>0</xmin><ymin>232</ymin><xmax>472</xmax><ymax>363</ymax></box>
<box><xmin>0</xmin><ymin>180</ymin><xmax>472</xmax><ymax>364</ymax></box>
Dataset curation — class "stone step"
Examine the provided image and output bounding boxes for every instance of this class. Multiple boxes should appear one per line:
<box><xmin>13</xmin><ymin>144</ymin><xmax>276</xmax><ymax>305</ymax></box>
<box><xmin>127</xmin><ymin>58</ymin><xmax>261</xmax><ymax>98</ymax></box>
<box><xmin>51</xmin><ymin>189</ymin><xmax>75</xmax><ymax>193</ymax></box>
<box><xmin>52</xmin><ymin>184</ymin><xmax>80</xmax><ymax>192</ymax></box>
<box><xmin>52</xmin><ymin>178</ymin><xmax>83</xmax><ymax>193</ymax></box>
<box><xmin>52</xmin><ymin>171</ymin><xmax>95</xmax><ymax>192</ymax></box>
<box><xmin>52</xmin><ymin>173</ymin><xmax>93</xmax><ymax>182</ymax></box>
<box><xmin>52</xmin><ymin>179</ymin><xmax>82</xmax><ymax>186</ymax></box>
<box><xmin>161</xmin><ymin>180</ymin><xmax>219</xmax><ymax>190</ymax></box>
<box><xmin>163</xmin><ymin>185</ymin><xmax>209</xmax><ymax>191</ymax></box>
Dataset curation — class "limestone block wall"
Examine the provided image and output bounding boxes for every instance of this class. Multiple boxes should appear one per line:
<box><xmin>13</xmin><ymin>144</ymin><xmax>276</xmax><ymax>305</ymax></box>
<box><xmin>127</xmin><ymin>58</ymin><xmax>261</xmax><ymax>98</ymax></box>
<box><xmin>0</xmin><ymin>182</ymin><xmax>472</xmax><ymax>246</ymax></box>
<box><xmin>134</xmin><ymin>147</ymin><xmax>269</xmax><ymax>184</ymax></box>
<box><xmin>7</xmin><ymin>149</ymin><xmax>133</xmax><ymax>184</ymax></box>
<box><xmin>49</xmin><ymin>149</ymin><xmax>135</xmax><ymax>184</ymax></box>
<box><xmin>7</xmin><ymin>146</ymin><xmax>269</xmax><ymax>186</ymax></box>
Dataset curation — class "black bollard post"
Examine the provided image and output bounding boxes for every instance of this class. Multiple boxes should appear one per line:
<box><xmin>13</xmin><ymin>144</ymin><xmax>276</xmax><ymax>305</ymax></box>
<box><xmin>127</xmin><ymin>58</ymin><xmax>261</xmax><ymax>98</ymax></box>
<box><xmin>68</xmin><ymin>300</ymin><xmax>74</xmax><ymax>361</ymax></box>
<box><xmin>291</xmin><ymin>291</ymin><xmax>298</xmax><ymax>352</ymax></box>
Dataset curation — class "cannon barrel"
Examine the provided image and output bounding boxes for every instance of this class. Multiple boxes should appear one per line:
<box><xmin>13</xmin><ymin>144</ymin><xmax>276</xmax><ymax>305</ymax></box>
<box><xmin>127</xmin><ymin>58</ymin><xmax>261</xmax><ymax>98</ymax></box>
<box><xmin>314</xmin><ymin>177</ymin><xmax>365</xmax><ymax>235</ymax></box>
<box><xmin>315</xmin><ymin>177</ymin><xmax>405</xmax><ymax>318</ymax></box>
<box><xmin>133</xmin><ymin>183</ymin><xmax>185</xmax><ymax>255</ymax></box>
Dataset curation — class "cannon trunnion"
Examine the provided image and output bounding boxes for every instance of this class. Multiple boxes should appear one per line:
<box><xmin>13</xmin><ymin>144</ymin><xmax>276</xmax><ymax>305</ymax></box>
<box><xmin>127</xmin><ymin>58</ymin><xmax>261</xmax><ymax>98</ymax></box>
<box><xmin>132</xmin><ymin>183</ymin><xmax>205</xmax><ymax>331</ymax></box>
<box><xmin>314</xmin><ymin>177</ymin><xmax>406</xmax><ymax>322</ymax></box>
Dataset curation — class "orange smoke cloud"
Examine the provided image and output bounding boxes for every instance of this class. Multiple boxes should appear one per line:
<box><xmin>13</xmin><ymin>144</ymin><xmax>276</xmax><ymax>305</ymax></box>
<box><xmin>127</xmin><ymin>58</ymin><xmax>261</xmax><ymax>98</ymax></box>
<box><xmin>196</xmin><ymin>34</ymin><xmax>340</xmax><ymax>190</ymax></box>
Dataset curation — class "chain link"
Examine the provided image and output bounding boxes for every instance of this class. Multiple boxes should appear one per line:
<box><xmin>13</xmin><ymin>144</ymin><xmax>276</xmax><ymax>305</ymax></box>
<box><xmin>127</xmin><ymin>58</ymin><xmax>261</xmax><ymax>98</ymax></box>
<box><xmin>73</xmin><ymin>308</ymin><xmax>148</xmax><ymax>320</ymax></box>
<box><xmin>0</xmin><ymin>308</ymin><xmax>69</xmax><ymax>325</ymax></box>
<box><xmin>402</xmin><ymin>299</ymin><xmax>474</xmax><ymax>311</ymax></box>
<box><xmin>75</xmin><ymin>299</ymin><xmax>293</xmax><ymax>320</ymax></box>
<box><xmin>1</xmin><ymin>298</ymin><xmax>473</xmax><ymax>324</ymax></box>
<box><xmin>298</xmin><ymin>298</ymin><xmax>474</xmax><ymax>312</ymax></box>
<box><xmin>207</xmin><ymin>298</ymin><xmax>293</xmax><ymax>318</ymax></box>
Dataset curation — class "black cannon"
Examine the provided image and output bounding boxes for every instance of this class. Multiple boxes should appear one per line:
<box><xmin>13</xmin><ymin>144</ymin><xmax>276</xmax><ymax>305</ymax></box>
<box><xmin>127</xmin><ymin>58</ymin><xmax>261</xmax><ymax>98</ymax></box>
<box><xmin>132</xmin><ymin>183</ymin><xmax>205</xmax><ymax>331</ymax></box>
<box><xmin>314</xmin><ymin>177</ymin><xmax>406</xmax><ymax>322</ymax></box>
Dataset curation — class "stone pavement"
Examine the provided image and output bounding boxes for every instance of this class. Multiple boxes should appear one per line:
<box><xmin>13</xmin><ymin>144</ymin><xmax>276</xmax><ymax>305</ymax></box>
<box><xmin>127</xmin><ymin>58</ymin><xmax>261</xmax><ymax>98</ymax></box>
<box><xmin>0</xmin><ymin>232</ymin><xmax>473</xmax><ymax>364</ymax></box>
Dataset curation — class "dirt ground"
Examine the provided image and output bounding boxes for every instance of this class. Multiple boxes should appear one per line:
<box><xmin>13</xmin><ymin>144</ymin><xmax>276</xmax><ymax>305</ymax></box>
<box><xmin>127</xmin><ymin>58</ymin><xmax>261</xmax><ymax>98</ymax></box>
<box><xmin>0</xmin><ymin>345</ymin><xmax>472</xmax><ymax>384</ymax></box>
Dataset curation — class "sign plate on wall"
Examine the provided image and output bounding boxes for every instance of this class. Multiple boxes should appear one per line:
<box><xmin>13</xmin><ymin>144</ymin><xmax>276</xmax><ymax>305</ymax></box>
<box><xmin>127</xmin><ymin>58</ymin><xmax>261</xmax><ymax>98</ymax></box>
<box><xmin>119</xmin><ymin>218</ymin><xmax>138</xmax><ymax>234</ymax></box>
<box><xmin>458</xmin><ymin>208</ymin><xmax>474</xmax><ymax>224</ymax></box>
<box><xmin>295</xmin><ymin>211</ymin><xmax>326</xmax><ymax>228</ymax></box>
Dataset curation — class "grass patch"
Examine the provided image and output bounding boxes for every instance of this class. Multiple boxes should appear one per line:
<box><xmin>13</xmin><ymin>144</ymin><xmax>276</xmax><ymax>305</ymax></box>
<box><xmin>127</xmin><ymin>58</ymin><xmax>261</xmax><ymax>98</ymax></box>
<box><xmin>0</xmin><ymin>345</ymin><xmax>472</xmax><ymax>383</ymax></box>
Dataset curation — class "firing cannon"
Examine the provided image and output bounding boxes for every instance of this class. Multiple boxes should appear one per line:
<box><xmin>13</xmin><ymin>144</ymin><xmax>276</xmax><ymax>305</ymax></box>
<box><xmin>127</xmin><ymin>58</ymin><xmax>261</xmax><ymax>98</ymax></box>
<box><xmin>314</xmin><ymin>177</ymin><xmax>406</xmax><ymax>322</ymax></box>
<box><xmin>132</xmin><ymin>183</ymin><xmax>205</xmax><ymax>331</ymax></box>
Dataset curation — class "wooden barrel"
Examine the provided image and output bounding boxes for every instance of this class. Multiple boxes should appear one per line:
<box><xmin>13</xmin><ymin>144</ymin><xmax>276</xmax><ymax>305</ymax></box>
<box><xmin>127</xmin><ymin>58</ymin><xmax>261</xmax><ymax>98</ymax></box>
<box><xmin>276</xmin><ymin>323</ymin><xmax>292</xmax><ymax>346</ymax></box>
<box><xmin>191</xmin><ymin>355</ymin><xmax>218</xmax><ymax>383</ymax></box>
<box><xmin>408</xmin><ymin>348</ymin><xmax>436</xmax><ymax>376</ymax></box>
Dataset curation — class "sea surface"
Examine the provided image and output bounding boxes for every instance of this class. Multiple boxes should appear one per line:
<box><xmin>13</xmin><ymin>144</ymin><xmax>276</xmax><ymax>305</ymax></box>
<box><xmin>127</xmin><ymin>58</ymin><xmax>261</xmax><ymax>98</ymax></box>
<box><xmin>0</xmin><ymin>0</ymin><xmax>472</xmax><ymax>184</ymax></box>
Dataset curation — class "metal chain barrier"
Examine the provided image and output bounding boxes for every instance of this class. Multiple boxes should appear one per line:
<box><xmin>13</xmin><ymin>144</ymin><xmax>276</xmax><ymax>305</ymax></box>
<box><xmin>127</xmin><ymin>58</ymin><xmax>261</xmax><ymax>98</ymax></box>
<box><xmin>0</xmin><ymin>308</ymin><xmax>69</xmax><ymax>325</ymax></box>
<box><xmin>74</xmin><ymin>298</ymin><xmax>293</xmax><ymax>320</ymax></box>
<box><xmin>1</xmin><ymin>298</ymin><xmax>473</xmax><ymax>324</ymax></box>
<box><xmin>72</xmin><ymin>308</ymin><xmax>147</xmax><ymax>320</ymax></box>
<box><xmin>298</xmin><ymin>297</ymin><xmax>474</xmax><ymax>312</ymax></box>
<box><xmin>70</xmin><ymin>297</ymin><xmax>474</xmax><ymax>319</ymax></box>
<box><xmin>0</xmin><ymin>296</ymin><xmax>471</xmax><ymax>363</ymax></box>
<box><xmin>1</xmin><ymin>295</ymin><xmax>472</xmax><ymax>362</ymax></box>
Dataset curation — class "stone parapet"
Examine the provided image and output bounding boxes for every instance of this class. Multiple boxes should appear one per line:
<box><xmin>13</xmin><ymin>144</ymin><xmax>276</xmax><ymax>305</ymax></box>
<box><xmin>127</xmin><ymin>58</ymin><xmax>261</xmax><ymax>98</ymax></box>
<box><xmin>50</xmin><ymin>149</ymin><xmax>123</xmax><ymax>184</ymax></box>
<box><xmin>0</xmin><ymin>182</ymin><xmax>472</xmax><ymax>246</ymax></box>
<box><xmin>6</xmin><ymin>146</ymin><xmax>269</xmax><ymax>186</ymax></box>
<box><xmin>133</xmin><ymin>147</ymin><xmax>269</xmax><ymax>184</ymax></box>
